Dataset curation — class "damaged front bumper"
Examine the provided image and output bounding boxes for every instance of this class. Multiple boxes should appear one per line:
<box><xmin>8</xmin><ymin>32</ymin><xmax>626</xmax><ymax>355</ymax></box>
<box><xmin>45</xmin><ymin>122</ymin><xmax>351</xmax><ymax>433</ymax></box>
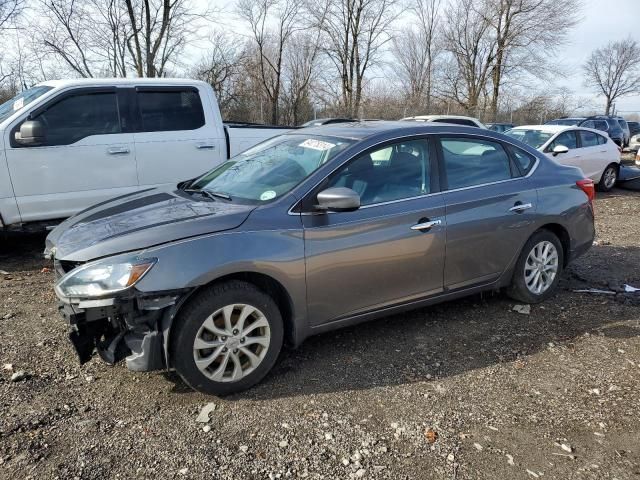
<box><xmin>58</xmin><ymin>290</ymin><xmax>189</xmax><ymax>372</ymax></box>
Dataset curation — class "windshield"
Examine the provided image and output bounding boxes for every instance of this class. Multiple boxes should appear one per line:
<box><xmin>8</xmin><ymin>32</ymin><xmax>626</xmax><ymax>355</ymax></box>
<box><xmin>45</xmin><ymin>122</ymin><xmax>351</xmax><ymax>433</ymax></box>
<box><xmin>505</xmin><ymin>129</ymin><xmax>554</xmax><ymax>149</ymax></box>
<box><xmin>0</xmin><ymin>86</ymin><xmax>53</xmax><ymax>124</ymax></box>
<box><xmin>190</xmin><ymin>134</ymin><xmax>355</xmax><ymax>203</ymax></box>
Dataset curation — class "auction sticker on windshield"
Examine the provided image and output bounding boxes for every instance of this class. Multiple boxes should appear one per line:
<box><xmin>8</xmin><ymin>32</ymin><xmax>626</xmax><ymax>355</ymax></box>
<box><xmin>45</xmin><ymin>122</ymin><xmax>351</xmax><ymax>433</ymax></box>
<box><xmin>299</xmin><ymin>139</ymin><xmax>336</xmax><ymax>151</ymax></box>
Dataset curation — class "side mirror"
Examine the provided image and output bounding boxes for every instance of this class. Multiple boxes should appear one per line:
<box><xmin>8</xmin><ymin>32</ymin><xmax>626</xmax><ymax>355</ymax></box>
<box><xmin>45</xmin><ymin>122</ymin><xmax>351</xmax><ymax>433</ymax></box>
<box><xmin>316</xmin><ymin>187</ymin><xmax>360</xmax><ymax>212</ymax></box>
<box><xmin>552</xmin><ymin>145</ymin><xmax>569</xmax><ymax>156</ymax></box>
<box><xmin>15</xmin><ymin>119</ymin><xmax>45</xmax><ymax>146</ymax></box>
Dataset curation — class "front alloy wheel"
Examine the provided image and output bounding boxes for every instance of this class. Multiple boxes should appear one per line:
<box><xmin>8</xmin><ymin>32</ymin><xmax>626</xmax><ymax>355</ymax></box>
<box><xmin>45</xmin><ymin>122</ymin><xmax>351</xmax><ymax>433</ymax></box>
<box><xmin>172</xmin><ymin>281</ymin><xmax>283</xmax><ymax>395</ymax></box>
<box><xmin>193</xmin><ymin>304</ymin><xmax>271</xmax><ymax>382</ymax></box>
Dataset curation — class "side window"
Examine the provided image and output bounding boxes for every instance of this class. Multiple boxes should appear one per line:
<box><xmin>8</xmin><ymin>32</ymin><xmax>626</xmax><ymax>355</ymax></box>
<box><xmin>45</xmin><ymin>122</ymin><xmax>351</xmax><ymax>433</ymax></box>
<box><xmin>137</xmin><ymin>89</ymin><xmax>205</xmax><ymax>132</ymax></box>
<box><xmin>32</xmin><ymin>92</ymin><xmax>120</xmax><ymax>146</ymax></box>
<box><xmin>594</xmin><ymin>120</ymin><xmax>608</xmax><ymax>131</ymax></box>
<box><xmin>548</xmin><ymin>131</ymin><xmax>577</xmax><ymax>151</ymax></box>
<box><xmin>579</xmin><ymin>130</ymin><xmax>599</xmax><ymax>147</ymax></box>
<box><xmin>441</xmin><ymin>137</ymin><xmax>512</xmax><ymax>189</ymax></box>
<box><xmin>326</xmin><ymin>139</ymin><xmax>430</xmax><ymax>206</ymax></box>
<box><xmin>508</xmin><ymin>145</ymin><xmax>536</xmax><ymax>176</ymax></box>
<box><xmin>596</xmin><ymin>134</ymin><xmax>608</xmax><ymax>145</ymax></box>
<box><xmin>581</xmin><ymin>120</ymin><xmax>595</xmax><ymax>128</ymax></box>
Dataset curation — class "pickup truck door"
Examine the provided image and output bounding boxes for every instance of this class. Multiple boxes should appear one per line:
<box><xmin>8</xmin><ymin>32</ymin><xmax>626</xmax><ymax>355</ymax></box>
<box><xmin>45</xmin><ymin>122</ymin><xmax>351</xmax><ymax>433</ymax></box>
<box><xmin>132</xmin><ymin>86</ymin><xmax>225</xmax><ymax>188</ymax></box>
<box><xmin>4</xmin><ymin>88</ymin><xmax>138</xmax><ymax>223</ymax></box>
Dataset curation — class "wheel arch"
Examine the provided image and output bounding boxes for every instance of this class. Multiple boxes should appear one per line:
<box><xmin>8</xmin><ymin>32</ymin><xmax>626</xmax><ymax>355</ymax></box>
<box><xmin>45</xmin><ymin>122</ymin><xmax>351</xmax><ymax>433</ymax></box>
<box><xmin>537</xmin><ymin>223</ymin><xmax>571</xmax><ymax>267</ymax></box>
<box><xmin>163</xmin><ymin>271</ymin><xmax>297</xmax><ymax>369</ymax></box>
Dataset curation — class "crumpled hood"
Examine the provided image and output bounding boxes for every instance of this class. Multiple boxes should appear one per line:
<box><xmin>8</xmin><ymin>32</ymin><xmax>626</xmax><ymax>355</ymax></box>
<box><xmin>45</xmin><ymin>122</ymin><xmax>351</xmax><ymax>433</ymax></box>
<box><xmin>46</xmin><ymin>186</ymin><xmax>255</xmax><ymax>262</ymax></box>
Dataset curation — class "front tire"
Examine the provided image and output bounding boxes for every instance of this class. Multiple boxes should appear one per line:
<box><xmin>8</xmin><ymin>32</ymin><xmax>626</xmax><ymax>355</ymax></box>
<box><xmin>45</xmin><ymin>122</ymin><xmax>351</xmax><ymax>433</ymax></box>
<box><xmin>597</xmin><ymin>164</ymin><xmax>618</xmax><ymax>192</ymax></box>
<box><xmin>507</xmin><ymin>230</ymin><xmax>564</xmax><ymax>304</ymax></box>
<box><xmin>171</xmin><ymin>281</ymin><xmax>284</xmax><ymax>396</ymax></box>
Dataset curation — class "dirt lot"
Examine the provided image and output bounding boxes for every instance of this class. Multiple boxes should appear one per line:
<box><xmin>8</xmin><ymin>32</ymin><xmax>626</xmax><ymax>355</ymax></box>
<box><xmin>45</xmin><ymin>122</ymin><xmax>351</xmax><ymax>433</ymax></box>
<box><xmin>1</xmin><ymin>189</ymin><xmax>639</xmax><ymax>480</ymax></box>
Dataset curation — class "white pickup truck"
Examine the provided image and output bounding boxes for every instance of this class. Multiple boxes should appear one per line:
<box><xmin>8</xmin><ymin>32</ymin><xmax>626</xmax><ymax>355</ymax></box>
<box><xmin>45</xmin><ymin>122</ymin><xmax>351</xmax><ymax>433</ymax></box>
<box><xmin>0</xmin><ymin>78</ymin><xmax>291</xmax><ymax>231</ymax></box>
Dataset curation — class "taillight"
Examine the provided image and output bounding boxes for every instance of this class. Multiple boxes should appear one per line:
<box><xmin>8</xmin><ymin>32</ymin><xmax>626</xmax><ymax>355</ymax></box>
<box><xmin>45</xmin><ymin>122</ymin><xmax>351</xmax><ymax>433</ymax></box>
<box><xmin>576</xmin><ymin>179</ymin><xmax>595</xmax><ymax>203</ymax></box>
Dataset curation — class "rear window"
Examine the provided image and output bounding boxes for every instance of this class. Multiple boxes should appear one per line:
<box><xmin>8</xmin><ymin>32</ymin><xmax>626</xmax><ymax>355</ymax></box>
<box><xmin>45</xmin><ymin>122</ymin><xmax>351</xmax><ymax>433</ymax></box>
<box><xmin>441</xmin><ymin>137</ymin><xmax>512</xmax><ymax>189</ymax></box>
<box><xmin>137</xmin><ymin>89</ymin><xmax>205</xmax><ymax>132</ymax></box>
<box><xmin>579</xmin><ymin>130</ymin><xmax>600</xmax><ymax>148</ymax></box>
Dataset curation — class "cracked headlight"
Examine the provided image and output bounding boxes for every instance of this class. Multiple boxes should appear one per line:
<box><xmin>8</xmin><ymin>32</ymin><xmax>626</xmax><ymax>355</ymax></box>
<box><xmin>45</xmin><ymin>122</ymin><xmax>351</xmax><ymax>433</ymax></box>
<box><xmin>55</xmin><ymin>258</ymin><xmax>157</xmax><ymax>298</ymax></box>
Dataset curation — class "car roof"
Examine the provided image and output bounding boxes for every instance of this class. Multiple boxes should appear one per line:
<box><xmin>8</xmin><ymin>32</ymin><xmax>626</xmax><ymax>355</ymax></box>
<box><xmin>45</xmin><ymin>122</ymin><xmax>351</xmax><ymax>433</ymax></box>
<box><xmin>36</xmin><ymin>78</ymin><xmax>209</xmax><ymax>89</ymax></box>
<box><xmin>292</xmin><ymin>120</ymin><xmax>492</xmax><ymax>141</ymax></box>
<box><xmin>510</xmin><ymin>124</ymin><xmax>574</xmax><ymax>134</ymax></box>
<box><xmin>401</xmin><ymin>114</ymin><xmax>480</xmax><ymax>122</ymax></box>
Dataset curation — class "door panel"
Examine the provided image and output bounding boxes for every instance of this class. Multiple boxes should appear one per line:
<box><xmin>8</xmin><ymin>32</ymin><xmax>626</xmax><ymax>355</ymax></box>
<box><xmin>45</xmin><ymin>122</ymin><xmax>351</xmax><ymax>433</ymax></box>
<box><xmin>303</xmin><ymin>137</ymin><xmax>445</xmax><ymax>325</ymax></box>
<box><xmin>303</xmin><ymin>197</ymin><xmax>446</xmax><ymax>325</ymax></box>
<box><xmin>439</xmin><ymin>136</ymin><xmax>537</xmax><ymax>289</ymax></box>
<box><xmin>133</xmin><ymin>88</ymin><xmax>224</xmax><ymax>187</ymax></box>
<box><xmin>443</xmin><ymin>181</ymin><xmax>537</xmax><ymax>289</ymax></box>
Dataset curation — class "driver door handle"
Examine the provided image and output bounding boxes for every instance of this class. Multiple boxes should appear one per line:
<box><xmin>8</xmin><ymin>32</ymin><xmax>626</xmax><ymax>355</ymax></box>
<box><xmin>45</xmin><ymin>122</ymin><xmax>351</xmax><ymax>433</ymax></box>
<box><xmin>509</xmin><ymin>202</ymin><xmax>533</xmax><ymax>213</ymax></box>
<box><xmin>411</xmin><ymin>219</ymin><xmax>442</xmax><ymax>231</ymax></box>
<box><xmin>107</xmin><ymin>146</ymin><xmax>130</xmax><ymax>155</ymax></box>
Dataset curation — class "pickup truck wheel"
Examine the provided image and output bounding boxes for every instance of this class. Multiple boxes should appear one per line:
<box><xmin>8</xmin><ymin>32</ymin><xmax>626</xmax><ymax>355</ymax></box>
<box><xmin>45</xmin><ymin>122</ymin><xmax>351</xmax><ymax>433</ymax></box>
<box><xmin>172</xmin><ymin>281</ymin><xmax>283</xmax><ymax>396</ymax></box>
<box><xmin>507</xmin><ymin>230</ymin><xmax>564</xmax><ymax>304</ymax></box>
<box><xmin>597</xmin><ymin>164</ymin><xmax>618</xmax><ymax>192</ymax></box>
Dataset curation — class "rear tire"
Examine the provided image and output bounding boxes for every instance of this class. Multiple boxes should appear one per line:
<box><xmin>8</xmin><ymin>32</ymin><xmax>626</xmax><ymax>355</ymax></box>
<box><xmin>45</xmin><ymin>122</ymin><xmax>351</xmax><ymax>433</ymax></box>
<box><xmin>597</xmin><ymin>164</ymin><xmax>618</xmax><ymax>192</ymax></box>
<box><xmin>171</xmin><ymin>280</ymin><xmax>283</xmax><ymax>396</ymax></box>
<box><xmin>507</xmin><ymin>230</ymin><xmax>564</xmax><ymax>304</ymax></box>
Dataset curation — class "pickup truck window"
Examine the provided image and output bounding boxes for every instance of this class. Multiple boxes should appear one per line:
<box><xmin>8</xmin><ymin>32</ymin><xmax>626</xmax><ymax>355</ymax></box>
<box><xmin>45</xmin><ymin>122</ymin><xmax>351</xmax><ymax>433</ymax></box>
<box><xmin>190</xmin><ymin>134</ymin><xmax>354</xmax><ymax>204</ymax></box>
<box><xmin>31</xmin><ymin>92</ymin><xmax>121</xmax><ymax>146</ymax></box>
<box><xmin>0</xmin><ymin>86</ymin><xmax>52</xmax><ymax>123</ymax></box>
<box><xmin>137</xmin><ymin>89</ymin><xmax>205</xmax><ymax>132</ymax></box>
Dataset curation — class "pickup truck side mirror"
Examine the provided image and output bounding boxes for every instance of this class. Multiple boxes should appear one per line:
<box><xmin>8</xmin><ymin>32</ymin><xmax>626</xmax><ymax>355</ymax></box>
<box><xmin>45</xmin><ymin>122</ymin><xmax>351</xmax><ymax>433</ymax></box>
<box><xmin>316</xmin><ymin>187</ymin><xmax>360</xmax><ymax>212</ymax></box>
<box><xmin>15</xmin><ymin>119</ymin><xmax>45</xmax><ymax>146</ymax></box>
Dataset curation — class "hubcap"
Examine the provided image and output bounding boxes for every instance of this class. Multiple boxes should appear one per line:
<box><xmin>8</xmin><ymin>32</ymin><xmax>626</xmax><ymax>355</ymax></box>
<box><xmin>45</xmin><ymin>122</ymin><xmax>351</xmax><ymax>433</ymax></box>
<box><xmin>524</xmin><ymin>241</ymin><xmax>559</xmax><ymax>295</ymax></box>
<box><xmin>604</xmin><ymin>168</ymin><xmax>616</xmax><ymax>188</ymax></box>
<box><xmin>193</xmin><ymin>304</ymin><xmax>271</xmax><ymax>383</ymax></box>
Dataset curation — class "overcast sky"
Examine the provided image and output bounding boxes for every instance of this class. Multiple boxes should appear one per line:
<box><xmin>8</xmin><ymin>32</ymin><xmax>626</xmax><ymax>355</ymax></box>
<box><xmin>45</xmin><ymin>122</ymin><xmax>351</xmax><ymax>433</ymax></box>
<box><xmin>202</xmin><ymin>0</ymin><xmax>640</xmax><ymax>116</ymax></box>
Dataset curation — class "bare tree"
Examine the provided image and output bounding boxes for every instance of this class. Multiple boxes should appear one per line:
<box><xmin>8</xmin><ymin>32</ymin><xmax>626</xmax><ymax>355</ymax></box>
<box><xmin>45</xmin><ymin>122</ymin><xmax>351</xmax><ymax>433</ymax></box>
<box><xmin>194</xmin><ymin>32</ymin><xmax>247</xmax><ymax>116</ymax></box>
<box><xmin>482</xmin><ymin>0</ymin><xmax>582</xmax><ymax>120</ymax></box>
<box><xmin>391</xmin><ymin>0</ymin><xmax>441</xmax><ymax>112</ymax></box>
<box><xmin>0</xmin><ymin>0</ymin><xmax>22</xmax><ymax>30</ymax></box>
<box><xmin>583</xmin><ymin>37</ymin><xmax>640</xmax><ymax>115</ymax></box>
<box><xmin>442</xmin><ymin>0</ymin><xmax>496</xmax><ymax>114</ymax></box>
<box><xmin>237</xmin><ymin>0</ymin><xmax>301</xmax><ymax>124</ymax></box>
<box><xmin>313</xmin><ymin>0</ymin><xmax>398</xmax><ymax>117</ymax></box>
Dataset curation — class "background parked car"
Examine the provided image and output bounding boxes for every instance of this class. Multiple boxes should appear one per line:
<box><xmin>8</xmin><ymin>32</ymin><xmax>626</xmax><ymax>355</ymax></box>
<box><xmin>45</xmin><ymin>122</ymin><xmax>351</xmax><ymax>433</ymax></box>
<box><xmin>46</xmin><ymin>121</ymin><xmax>595</xmax><ymax>395</ymax></box>
<box><xmin>486</xmin><ymin>122</ymin><xmax>515</xmax><ymax>133</ymax></box>
<box><xmin>578</xmin><ymin>116</ymin><xmax>625</xmax><ymax>147</ymax></box>
<box><xmin>505</xmin><ymin>125</ymin><xmax>620</xmax><ymax>191</ymax></box>
<box><xmin>400</xmin><ymin>115</ymin><xmax>487</xmax><ymax>128</ymax></box>
<box><xmin>627</xmin><ymin>121</ymin><xmax>640</xmax><ymax>137</ymax></box>
<box><xmin>545</xmin><ymin>117</ymin><xmax>586</xmax><ymax>126</ymax></box>
<box><xmin>0</xmin><ymin>79</ymin><xmax>291</xmax><ymax>233</ymax></box>
<box><xmin>615</xmin><ymin>117</ymin><xmax>631</xmax><ymax>146</ymax></box>
<box><xmin>301</xmin><ymin>118</ymin><xmax>356</xmax><ymax>127</ymax></box>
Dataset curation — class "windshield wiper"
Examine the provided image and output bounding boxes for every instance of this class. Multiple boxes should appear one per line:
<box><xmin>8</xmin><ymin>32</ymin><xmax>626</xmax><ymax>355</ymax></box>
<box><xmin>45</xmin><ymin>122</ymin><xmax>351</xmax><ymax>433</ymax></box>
<box><xmin>183</xmin><ymin>188</ymin><xmax>232</xmax><ymax>201</ymax></box>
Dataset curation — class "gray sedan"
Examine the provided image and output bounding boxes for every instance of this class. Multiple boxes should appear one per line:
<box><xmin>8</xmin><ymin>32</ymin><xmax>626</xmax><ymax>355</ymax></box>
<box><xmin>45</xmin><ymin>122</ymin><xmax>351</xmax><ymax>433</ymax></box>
<box><xmin>46</xmin><ymin>122</ymin><xmax>596</xmax><ymax>395</ymax></box>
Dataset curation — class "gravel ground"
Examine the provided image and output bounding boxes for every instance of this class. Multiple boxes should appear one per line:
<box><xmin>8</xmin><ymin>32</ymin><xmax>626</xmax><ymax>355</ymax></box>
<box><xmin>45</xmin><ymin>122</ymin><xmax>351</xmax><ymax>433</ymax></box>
<box><xmin>1</xmin><ymin>188</ymin><xmax>639</xmax><ymax>480</ymax></box>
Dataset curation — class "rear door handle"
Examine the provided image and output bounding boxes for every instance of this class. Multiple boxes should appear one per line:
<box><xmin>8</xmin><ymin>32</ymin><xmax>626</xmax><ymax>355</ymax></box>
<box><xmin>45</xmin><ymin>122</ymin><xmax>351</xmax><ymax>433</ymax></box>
<box><xmin>509</xmin><ymin>202</ymin><xmax>533</xmax><ymax>213</ymax></box>
<box><xmin>411</xmin><ymin>219</ymin><xmax>442</xmax><ymax>231</ymax></box>
<box><xmin>196</xmin><ymin>143</ymin><xmax>216</xmax><ymax>150</ymax></box>
<box><xmin>107</xmin><ymin>146</ymin><xmax>130</xmax><ymax>155</ymax></box>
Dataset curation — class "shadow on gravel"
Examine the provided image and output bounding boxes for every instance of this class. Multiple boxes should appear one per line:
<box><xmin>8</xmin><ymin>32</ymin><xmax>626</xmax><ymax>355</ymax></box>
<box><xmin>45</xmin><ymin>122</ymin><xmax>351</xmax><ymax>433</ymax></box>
<box><xmin>0</xmin><ymin>233</ymin><xmax>48</xmax><ymax>273</ymax></box>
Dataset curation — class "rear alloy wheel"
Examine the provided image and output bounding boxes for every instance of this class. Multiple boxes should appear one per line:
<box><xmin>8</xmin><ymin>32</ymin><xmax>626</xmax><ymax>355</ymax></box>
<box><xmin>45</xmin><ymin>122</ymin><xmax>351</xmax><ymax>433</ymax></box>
<box><xmin>598</xmin><ymin>164</ymin><xmax>618</xmax><ymax>192</ymax></box>
<box><xmin>172</xmin><ymin>281</ymin><xmax>283</xmax><ymax>395</ymax></box>
<box><xmin>507</xmin><ymin>230</ymin><xmax>564</xmax><ymax>304</ymax></box>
